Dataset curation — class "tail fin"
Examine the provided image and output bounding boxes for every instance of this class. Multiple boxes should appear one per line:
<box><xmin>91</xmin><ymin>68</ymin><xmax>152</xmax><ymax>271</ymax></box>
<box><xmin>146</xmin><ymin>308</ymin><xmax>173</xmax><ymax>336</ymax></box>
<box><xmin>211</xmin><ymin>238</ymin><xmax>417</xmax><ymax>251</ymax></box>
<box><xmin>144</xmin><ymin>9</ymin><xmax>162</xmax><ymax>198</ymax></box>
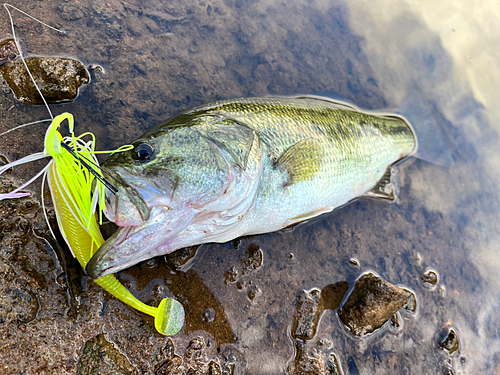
<box><xmin>398</xmin><ymin>91</ymin><xmax>454</xmax><ymax>167</ymax></box>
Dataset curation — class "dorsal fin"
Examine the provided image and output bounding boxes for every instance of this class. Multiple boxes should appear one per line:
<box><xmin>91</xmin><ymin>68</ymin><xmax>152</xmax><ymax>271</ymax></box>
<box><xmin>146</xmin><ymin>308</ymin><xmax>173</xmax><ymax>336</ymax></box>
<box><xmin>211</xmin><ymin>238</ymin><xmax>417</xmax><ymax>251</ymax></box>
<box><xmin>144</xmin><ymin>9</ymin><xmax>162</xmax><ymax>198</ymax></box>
<box><xmin>362</xmin><ymin>166</ymin><xmax>398</xmax><ymax>201</ymax></box>
<box><xmin>274</xmin><ymin>138</ymin><xmax>324</xmax><ymax>186</ymax></box>
<box><xmin>290</xmin><ymin>95</ymin><xmax>361</xmax><ymax>111</ymax></box>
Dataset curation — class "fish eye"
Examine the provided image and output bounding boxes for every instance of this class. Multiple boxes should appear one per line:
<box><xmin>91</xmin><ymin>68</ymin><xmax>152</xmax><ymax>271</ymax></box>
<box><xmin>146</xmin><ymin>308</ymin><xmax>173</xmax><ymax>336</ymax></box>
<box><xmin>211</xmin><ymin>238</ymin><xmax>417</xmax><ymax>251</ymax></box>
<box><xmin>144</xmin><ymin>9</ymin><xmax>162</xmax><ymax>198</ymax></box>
<box><xmin>133</xmin><ymin>143</ymin><xmax>154</xmax><ymax>162</ymax></box>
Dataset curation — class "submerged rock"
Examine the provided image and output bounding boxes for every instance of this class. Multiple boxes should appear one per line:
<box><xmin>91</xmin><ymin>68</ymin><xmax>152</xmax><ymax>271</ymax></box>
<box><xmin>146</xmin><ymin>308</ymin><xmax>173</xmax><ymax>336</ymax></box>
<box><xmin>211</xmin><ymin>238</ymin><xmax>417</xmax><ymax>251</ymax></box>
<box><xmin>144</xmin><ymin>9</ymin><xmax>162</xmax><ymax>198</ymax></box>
<box><xmin>292</xmin><ymin>282</ymin><xmax>349</xmax><ymax>342</ymax></box>
<box><xmin>154</xmin><ymin>336</ymin><xmax>234</xmax><ymax>375</ymax></box>
<box><xmin>0</xmin><ymin>57</ymin><xmax>89</xmax><ymax>105</ymax></box>
<box><xmin>326</xmin><ymin>353</ymin><xmax>344</xmax><ymax>375</ymax></box>
<box><xmin>421</xmin><ymin>269</ymin><xmax>439</xmax><ymax>287</ymax></box>
<box><xmin>292</xmin><ymin>341</ymin><xmax>344</xmax><ymax>375</ymax></box>
<box><xmin>440</xmin><ymin>326</ymin><xmax>460</xmax><ymax>355</ymax></box>
<box><xmin>292</xmin><ymin>288</ymin><xmax>324</xmax><ymax>341</ymax></box>
<box><xmin>77</xmin><ymin>333</ymin><xmax>138</xmax><ymax>375</ymax></box>
<box><xmin>241</xmin><ymin>243</ymin><xmax>263</xmax><ymax>275</ymax></box>
<box><xmin>154</xmin><ymin>338</ymin><xmax>183</xmax><ymax>375</ymax></box>
<box><xmin>0</xmin><ymin>39</ymin><xmax>19</xmax><ymax>65</ymax></box>
<box><xmin>339</xmin><ymin>272</ymin><xmax>411</xmax><ymax>336</ymax></box>
<box><xmin>293</xmin><ymin>341</ymin><xmax>325</xmax><ymax>375</ymax></box>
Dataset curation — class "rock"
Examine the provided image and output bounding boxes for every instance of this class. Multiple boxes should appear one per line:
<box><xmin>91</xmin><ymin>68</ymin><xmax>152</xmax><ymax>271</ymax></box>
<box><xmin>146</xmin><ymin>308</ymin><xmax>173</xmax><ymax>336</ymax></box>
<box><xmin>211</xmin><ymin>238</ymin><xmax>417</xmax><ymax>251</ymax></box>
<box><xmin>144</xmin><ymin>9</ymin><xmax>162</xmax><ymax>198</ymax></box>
<box><xmin>77</xmin><ymin>333</ymin><xmax>138</xmax><ymax>375</ymax></box>
<box><xmin>292</xmin><ymin>341</ymin><xmax>344</xmax><ymax>375</ymax></box>
<box><xmin>440</xmin><ymin>326</ymin><xmax>460</xmax><ymax>355</ymax></box>
<box><xmin>0</xmin><ymin>39</ymin><xmax>19</xmax><ymax>65</ymax></box>
<box><xmin>154</xmin><ymin>336</ymin><xmax>234</xmax><ymax>374</ymax></box>
<box><xmin>241</xmin><ymin>243</ymin><xmax>263</xmax><ymax>275</ymax></box>
<box><xmin>293</xmin><ymin>341</ymin><xmax>325</xmax><ymax>375</ymax></box>
<box><xmin>326</xmin><ymin>353</ymin><xmax>344</xmax><ymax>375</ymax></box>
<box><xmin>339</xmin><ymin>272</ymin><xmax>411</xmax><ymax>336</ymax></box>
<box><xmin>207</xmin><ymin>360</ymin><xmax>222</xmax><ymax>375</ymax></box>
<box><xmin>292</xmin><ymin>288</ymin><xmax>324</xmax><ymax>341</ymax></box>
<box><xmin>0</xmin><ymin>57</ymin><xmax>89</xmax><ymax>105</ymax></box>
<box><xmin>292</xmin><ymin>282</ymin><xmax>349</xmax><ymax>341</ymax></box>
<box><xmin>154</xmin><ymin>338</ymin><xmax>183</xmax><ymax>375</ymax></box>
<box><xmin>421</xmin><ymin>269</ymin><xmax>439</xmax><ymax>287</ymax></box>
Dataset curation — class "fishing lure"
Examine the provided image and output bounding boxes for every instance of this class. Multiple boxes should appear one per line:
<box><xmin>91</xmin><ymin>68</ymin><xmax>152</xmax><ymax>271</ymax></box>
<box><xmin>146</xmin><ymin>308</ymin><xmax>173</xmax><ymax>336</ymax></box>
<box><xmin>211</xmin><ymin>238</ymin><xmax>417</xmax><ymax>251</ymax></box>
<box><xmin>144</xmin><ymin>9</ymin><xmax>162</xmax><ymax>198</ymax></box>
<box><xmin>0</xmin><ymin>4</ymin><xmax>184</xmax><ymax>335</ymax></box>
<box><xmin>1</xmin><ymin>113</ymin><xmax>185</xmax><ymax>335</ymax></box>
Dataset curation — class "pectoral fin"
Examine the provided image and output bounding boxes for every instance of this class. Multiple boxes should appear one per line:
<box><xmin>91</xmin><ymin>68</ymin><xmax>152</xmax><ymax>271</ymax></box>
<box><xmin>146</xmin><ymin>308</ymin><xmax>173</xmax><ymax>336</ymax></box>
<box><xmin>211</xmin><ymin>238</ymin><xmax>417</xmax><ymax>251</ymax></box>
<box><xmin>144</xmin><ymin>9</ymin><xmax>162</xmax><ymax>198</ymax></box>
<box><xmin>275</xmin><ymin>138</ymin><xmax>324</xmax><ymax>186</ymax></box>
<box><xmin>362</xmin><ymin>166</ymin><xmax>398</xmax><ymax>201</ymax></box>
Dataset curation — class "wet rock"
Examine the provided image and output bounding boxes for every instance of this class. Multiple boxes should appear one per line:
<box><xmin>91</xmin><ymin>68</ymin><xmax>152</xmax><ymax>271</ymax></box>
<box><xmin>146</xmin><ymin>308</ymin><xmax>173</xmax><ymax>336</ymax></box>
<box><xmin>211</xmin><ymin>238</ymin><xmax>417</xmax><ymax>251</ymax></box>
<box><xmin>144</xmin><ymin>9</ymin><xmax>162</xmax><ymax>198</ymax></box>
<box><xmin>440</xmin><ymin>327</ymin><xmax>460</xmax><ymax>355</ymax></box>
<box><xmin>186</xmin><ymin>336</ymin><xmax>205</xmax><ymax>354</ymax></box>
<box><xmin>348</xmin><ymin>258</ymin><xmax>360</xmax><ymax>267</ymax></box>
<box><xmin>326</xmin><ymin>353</ymin><xmax>344</xmax><ymax>375</ymax></box>
<box><xmin>0</xmin><ymin>39</ymin><xmax>19</xmax><ymax>65</ymax></box>
<box><xmin>292</xmin><ymin>341</ymin><xmax>343</xmax><ymax>375</ymax></box>
<box><xmin>207</xmin><ymin>360</ymin><xmax>222</xmax><ymax>375</ymax></box>
<box><xmin>154</xmin><ymin>336</ymin><xmax>233</xmax><ymax>374</ymax></box>
<box><xmin>293</xmin><ymin>341</ymin><xmax>325</xmax><ymax>375</ymax></box>
<box><xmin>77</xmin><ymin>333</ymin><xmax>138</xmax><ymax>375</ymax></box>
<box><xmin>405</xmin><ymin>291</ymin><xmax>418</xmax><ymax>313</ymax></box>
<box><xmin>241</xmin><ymin>243</ymin><xmax>263</xmax><ymax>275</ymax></box>
<box><xmin>339</xmin><ymin>272</ymin><xmax>411</xmax><ymax>336</ymax></box>
<box><xmin>389</xmin><ymin>312</ymin><xmax>403</xmax><ymax>332</ymax></box>
<box><xmin>292</xmin><ymin>282</ymin><xmax>349</xmax><ymax>341</ymax></box>
<box><xmin>0</xmin><ymin>57</ymin><xmax>89</xmax><ymax>105</ymax></box>
<box><xmin>224</xmin><ymin>267</ymin><xmax>238</xmax><ymax>284</ymax></box>
<box><xmin>292</xmin><ymin>288</ymin><xmax>324</xmax><ymax>341</ymax></box>
<box><xmin>247</xmin><ymin>284</ymin><xmax>262</xmax><ymax>302</ymax></box>
<box><xmin>421</xmin><ymin>269</ymin><xmax>439</xmax><ymax>286</ymax></box>
<box><xmin>202</xmin><ymin>307</ymin><xmax>216</xmax><ymax>323</ymax></box>
<box><xmin>155</xmin><ymin>338</ymin><xmax>183</xmax><ymax>375</ymax></box>
<box><xmin>317</xmin><ymin>338</ymin><xmax>333</xmax><ymax>350</ymax></box>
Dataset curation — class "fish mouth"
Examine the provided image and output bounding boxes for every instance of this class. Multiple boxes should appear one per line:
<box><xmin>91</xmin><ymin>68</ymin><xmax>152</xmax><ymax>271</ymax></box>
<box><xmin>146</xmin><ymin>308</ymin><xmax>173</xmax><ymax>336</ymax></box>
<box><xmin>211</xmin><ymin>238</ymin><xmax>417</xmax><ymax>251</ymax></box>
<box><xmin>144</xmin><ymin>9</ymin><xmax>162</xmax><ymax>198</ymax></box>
<box><xmin>86</xmin><ymin>226</ymin><xmax>135</xmax><ymax>279</ymax></box>
<box><xmin>86</xmin><ymin>205</ymin><xmax>198</xmax><ymax>279</ymax></box>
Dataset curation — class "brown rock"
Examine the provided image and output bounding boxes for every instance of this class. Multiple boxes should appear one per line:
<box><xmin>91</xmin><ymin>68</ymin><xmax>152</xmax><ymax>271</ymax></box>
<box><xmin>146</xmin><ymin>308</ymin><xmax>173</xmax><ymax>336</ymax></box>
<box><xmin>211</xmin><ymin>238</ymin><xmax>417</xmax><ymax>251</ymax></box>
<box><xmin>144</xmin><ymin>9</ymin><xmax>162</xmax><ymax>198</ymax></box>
<box><xmin>0</xmin><ymin>57</ymin><xmax>89</xmax><ymax>105</ymax></box>
<box><xmin>339</xmin><ymin>272</ymin><xmax>411</xmax><ymax>336</ymax></box>
<box><xmin>293</xmin><ymin>341</ymin><xmax>325</xmax><ymax>375</ymax></box>
<box><xmin>77</xmin><ymin>333</ymin><xmax>138</xmax><ymax>375</ymax></box>
<box><xmin>440</xmin><ymin>327</ymin><xmax>460</xmax><ymax>355</ymax></box>
<box><xmin>292</xmin><ymin>288</ymin><xmax>324</xmax><ymax>341</ymax></box>
<box><xmin>0</xmin><ymin>39</ymin><xmax>19</xmax><ymax>65</ymax></box>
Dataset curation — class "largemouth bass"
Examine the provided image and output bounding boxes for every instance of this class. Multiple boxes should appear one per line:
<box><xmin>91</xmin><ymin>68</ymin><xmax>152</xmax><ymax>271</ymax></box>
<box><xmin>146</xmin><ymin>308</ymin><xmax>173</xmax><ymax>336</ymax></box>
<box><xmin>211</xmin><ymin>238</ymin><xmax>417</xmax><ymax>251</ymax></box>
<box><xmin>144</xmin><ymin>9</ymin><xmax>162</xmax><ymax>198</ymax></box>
<box><xmin>86</xmin><ymin>96</ymin><xmax>451</xmax><ymax>279</ymax></box>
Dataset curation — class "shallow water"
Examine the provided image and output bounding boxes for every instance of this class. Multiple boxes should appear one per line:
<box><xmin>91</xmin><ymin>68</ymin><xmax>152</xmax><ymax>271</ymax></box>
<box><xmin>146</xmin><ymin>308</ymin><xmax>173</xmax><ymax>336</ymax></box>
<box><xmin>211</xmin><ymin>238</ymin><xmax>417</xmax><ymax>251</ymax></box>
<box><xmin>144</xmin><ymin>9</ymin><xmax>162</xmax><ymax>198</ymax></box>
<box><xmin>0</xmin><ymin>0</ymin><xmax>499</xmax><ymax>374</ymax></box>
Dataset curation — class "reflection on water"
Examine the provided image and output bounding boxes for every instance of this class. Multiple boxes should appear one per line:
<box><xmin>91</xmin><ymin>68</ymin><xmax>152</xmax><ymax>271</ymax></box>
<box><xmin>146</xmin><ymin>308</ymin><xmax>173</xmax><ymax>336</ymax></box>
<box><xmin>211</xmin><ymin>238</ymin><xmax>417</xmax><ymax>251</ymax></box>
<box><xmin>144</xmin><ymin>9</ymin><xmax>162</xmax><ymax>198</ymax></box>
<box><xmin>0</xmin><ymin>0</ymin><xmax>499</xmax><ymax>374</ymax></box>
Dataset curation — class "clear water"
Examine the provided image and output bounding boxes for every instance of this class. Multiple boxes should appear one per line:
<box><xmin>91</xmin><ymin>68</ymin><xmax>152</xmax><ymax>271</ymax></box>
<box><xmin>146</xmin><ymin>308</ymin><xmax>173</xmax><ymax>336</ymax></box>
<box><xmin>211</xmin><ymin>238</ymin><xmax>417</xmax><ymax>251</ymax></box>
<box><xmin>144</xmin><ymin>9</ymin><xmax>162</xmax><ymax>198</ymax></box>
<box><xmin>0</xmin><ymin>0</ymin><xmax>499</xmax><ymax>374</ymax></box>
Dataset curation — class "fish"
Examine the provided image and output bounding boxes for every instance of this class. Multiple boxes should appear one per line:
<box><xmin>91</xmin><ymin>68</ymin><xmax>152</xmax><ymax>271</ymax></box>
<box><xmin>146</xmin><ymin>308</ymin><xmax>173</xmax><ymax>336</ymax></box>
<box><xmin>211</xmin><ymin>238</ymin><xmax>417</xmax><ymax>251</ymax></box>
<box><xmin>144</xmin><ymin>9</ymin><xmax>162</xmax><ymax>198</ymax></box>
<box><xmin>86</xmin><ymin>95</ymin><xmax>452</xmax><ymax>279</ymax></box>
